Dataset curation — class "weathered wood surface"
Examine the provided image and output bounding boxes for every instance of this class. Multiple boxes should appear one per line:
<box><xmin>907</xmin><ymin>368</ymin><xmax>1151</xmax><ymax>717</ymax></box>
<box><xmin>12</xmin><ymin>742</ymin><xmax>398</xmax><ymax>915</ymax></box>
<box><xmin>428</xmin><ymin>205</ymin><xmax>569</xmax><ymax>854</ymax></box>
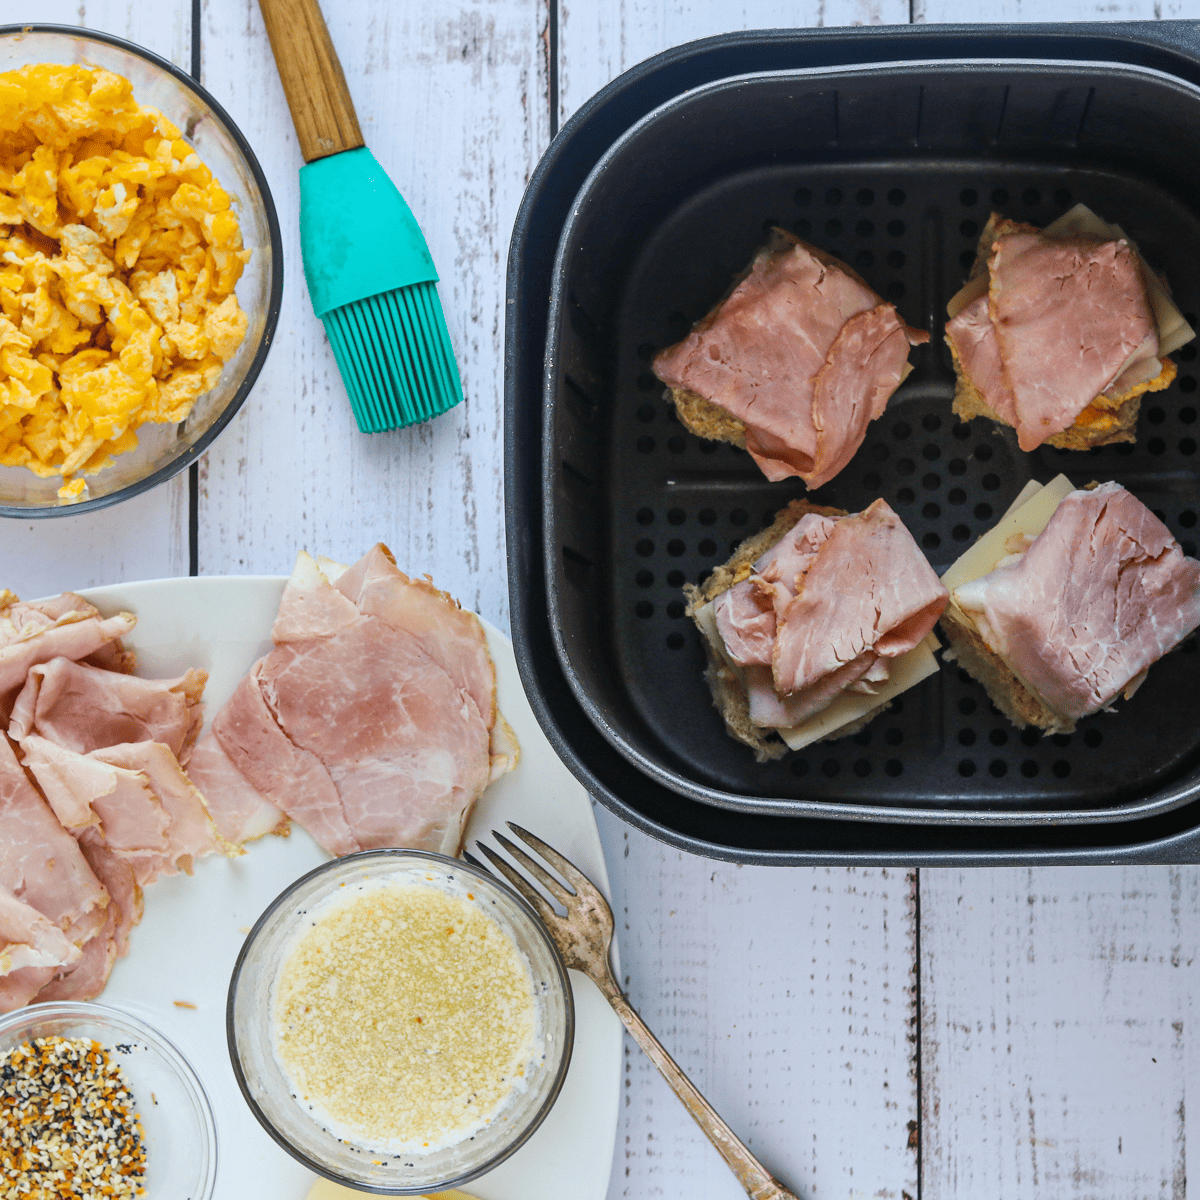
<box><xmin>196</xmin><ymin>0</ymin><xmax>548</xmax><ymax>630</ymax></box>
<box><xmin>8</xmin><ymin>1</ymin><xmax>1200</xmax><ymax>1199</ymax></box>
<box><xmin>599</xmin><ymin>827</ymin><xmax>919</xmax><ymax>1199</ymax></box>
<box><xmin>0</xmin><ymin>1</ymin><xmax>189</xmax><ymax>599</ymax></box>
<box><xmin>920</xmin><ymin>867</ymin><xmax>1200</xmax><ymax>1200</ymax></box>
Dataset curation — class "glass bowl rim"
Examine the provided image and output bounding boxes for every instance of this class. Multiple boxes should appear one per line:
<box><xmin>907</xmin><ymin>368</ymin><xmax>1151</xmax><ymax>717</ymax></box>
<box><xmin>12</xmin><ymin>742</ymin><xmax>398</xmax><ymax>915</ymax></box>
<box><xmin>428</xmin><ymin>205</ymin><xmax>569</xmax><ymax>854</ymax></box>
<box><xmin>0</xmin><ymin>997</ymin><xmax>219</xmax><ymax>1198</ymax></box>
<box><xmin>0</xmin><ymin>22</ymin><xmax>285</xmax><ymax>520</ymax></box>
<box><xmin>226</xmin><ymin>847</ymin><xmax>577</xmax><ymax>1196</ymax></box>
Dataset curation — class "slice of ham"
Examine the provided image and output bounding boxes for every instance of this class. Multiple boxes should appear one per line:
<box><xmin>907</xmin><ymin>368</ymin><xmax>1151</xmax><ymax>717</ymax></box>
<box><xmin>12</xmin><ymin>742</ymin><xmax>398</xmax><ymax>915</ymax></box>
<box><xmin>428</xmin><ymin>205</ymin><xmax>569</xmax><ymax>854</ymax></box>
<box><xmin>185</xmin><ymin>730</ymin><xmax>289</xmax><ymax>845</ymax></box>
<box><xmin>0</xmin><ymin>733</ymin><xmax>107</xmax><ymax>948</ymax></box>
<box><xmin>715</xmin><ymin>503</ymin><xmax>947</xmax><ymax>729</ymax></box>
<box><xmin>771</xmin><ymin>500</ymin><xmax>949</xmax><ymax>711</ymax></box>
<box><xmin>0</xmin><ymin>883</ymin><xmax>82</xmax><ymax>1013</ymax></box>
<box><xmin>954</xmin><ymin>483</ymin><xmax>1200</xmax><ymax>720</ymax></box>
<box><xmin>254</xmin><ymin>615</ymin><xmax>491</xmax><ymax>855</ymax></box>
<box><xmin>214</xmin><ymin>672</ymin><xmax>357</xmax><ymax>856</ymax></box>
<box><xmin>809</xmin><ymin>305</ymin><xmax>916</xmax><ymax>490</ymax></box>
<box><xmin>332</xmin><ymin>545</ymin><xmax>498</xmax><ymax>730</ymax></box>
<box><xmin>0</xmin><ymin>591</ymin><xmax>136</xmax><ymax>711</ymax></box>
<box><xmin>989</xmin><ymin>234</ymin><xmax>1158</xmax><ymax>450</ymax></box>
<box><xmin>10</xmin><ymin>658</ymin><xmax>206</xmax><ymax>765</ymax></box>
<box><xmin>19</xmin><ymin>736</ymin><xmax>234</xmax><ymax>887</ymax></box>
<box><xmin>715</xmin><ymin>513</ymin><xmax>838</xmax><ymax>665</ymax></box>
<box><xmin>208</xmin><ymin>547</ymin><xmax>511</xmax><ymax>858</ymax></box>
<box><xmin>654</xmin><ymin>232</ymin><xmax>926</xmax><ymax>487</ymax></box>
<box><xmin>945</xmin><ymin>293</ymin><xmax>1019</xmax><ymax>427</ymax></box>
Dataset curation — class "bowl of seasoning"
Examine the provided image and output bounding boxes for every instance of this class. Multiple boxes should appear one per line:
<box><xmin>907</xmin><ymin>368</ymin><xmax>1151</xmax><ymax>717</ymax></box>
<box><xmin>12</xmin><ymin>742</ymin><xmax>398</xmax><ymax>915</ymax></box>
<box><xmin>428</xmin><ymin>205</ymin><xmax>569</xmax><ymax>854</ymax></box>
<box><xmin>227</xmin><ymin>849</ymin><xmax>575</xmax><ymax>1195</ymax></box>
<box><xmin>0</xmin><ymin>1000</ymin><xmax>217</xmax><ymax>1199</ymax></box>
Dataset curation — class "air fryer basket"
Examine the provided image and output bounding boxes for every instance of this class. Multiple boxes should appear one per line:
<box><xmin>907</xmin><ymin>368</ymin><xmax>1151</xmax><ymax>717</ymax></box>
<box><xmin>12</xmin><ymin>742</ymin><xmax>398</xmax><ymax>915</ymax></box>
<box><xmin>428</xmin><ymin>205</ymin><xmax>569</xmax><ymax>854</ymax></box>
<box><xmin>545</xmin><ymin>60</ymin><xmax>1200</xmax><ymax>824</ymax></box>
<box><xmin>506</xmin><ymin>21</ymin><xmax>1200</xmax><ymax>864</ymax></box>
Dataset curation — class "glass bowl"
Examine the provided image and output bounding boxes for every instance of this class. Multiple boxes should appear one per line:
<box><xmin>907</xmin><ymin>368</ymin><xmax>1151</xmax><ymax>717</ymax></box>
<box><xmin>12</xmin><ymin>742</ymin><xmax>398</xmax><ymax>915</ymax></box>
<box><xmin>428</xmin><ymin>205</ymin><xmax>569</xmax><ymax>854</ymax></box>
<box><xmin>0</xmin><ymin>24</ymin><xmax>283</xmax><ymax>518</ymax></box>
<box><xmin>0</xmin><ymin>1000</ymin><xmax>217</xmax><ymax>1199</ymax></box>
<box><xmin>228</xmin><ymin>849</ymin><xmax>575</xmax><ymax>1195</ymax></box>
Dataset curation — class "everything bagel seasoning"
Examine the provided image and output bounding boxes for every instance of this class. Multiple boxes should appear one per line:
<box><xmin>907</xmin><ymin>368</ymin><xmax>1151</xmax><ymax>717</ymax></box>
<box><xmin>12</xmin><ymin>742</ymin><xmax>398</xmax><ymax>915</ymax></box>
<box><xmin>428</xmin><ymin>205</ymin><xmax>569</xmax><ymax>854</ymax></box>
<box><xmin>0</xmin><ymin>1035</ymin><xmax>147</xmax><ymax>1199</ymax></box>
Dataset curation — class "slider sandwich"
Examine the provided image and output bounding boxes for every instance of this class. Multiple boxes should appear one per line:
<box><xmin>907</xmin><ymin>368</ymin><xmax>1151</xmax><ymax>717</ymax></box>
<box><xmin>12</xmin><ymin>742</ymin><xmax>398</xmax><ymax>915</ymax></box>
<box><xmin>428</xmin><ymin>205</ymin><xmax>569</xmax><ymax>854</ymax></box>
<box><xmin>654</xmin><ymin>228</ymin><xmax>929</xmax><ymax>489</ymax></box>
<box><xmin>946</xmin><ymin>204</ymin><xmax>1195</xmax><ymax>451</ymax></box>
<box><xmin>685</xmin><ymin>498</ymin><xmax>948</xmax><ymax>761</ymax></box>
<box><xmin>940</xmin><ymin>476</ymin><xmax>1200</xmax><ymax>734</ymax></box>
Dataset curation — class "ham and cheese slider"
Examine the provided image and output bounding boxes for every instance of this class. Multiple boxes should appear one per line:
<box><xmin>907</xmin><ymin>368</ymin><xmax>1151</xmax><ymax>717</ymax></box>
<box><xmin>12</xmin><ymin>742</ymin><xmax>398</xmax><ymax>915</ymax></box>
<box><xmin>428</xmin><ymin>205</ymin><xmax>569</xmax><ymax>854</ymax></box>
<box><xmin>946</xmin><ymin>204</ymin><xmax>1194</xmax><ymax>451</ymax></box>
<box><xmin>653</xmin><ymin>228</ymin><xmax>929</xmax><ymax>489</ymax></box>
<box><xmin>685</xmin><ymin>498</ymin><xmax>948</xmax><ymax>761</ymax></box>
<box><xmin>940</xmin><ymin>476</ymin><xmax>1200</xmax><ymax>734</ymax></box>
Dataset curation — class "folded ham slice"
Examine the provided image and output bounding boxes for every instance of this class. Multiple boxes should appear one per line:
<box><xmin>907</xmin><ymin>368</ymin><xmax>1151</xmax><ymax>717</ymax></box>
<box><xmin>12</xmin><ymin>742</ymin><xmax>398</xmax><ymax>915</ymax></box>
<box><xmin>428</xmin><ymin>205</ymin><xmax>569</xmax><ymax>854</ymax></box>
<box><xmin>0</xmin><ymin>882</ymin><xmax>82</xmax><ymax>1013</ymax></box>
<box><xmin>953</xmin><ymin>483</ymin><xmax>1200</xmax><ymax>721</ymax></box>
<box><xmin>989</xmin><ymin>234</ymin><xmax>1157</xmax><ymax>450</ymax></box>
<box><xmin>653</xmin><ymin>230</ymin><xmax>927</xmax><ymax>488</ymax></box>
<box><xmin>0</xmin><ymin>733</ymin><xmax>107</xmax><ymax>948</ymax></box>
<box><xmin>946</xmin><ymin>212</ymin><xmax>1164</xmax><ymax>452</ymax></box>
<box><xmin>206</xmin><ymin>546</ymin><xmax>516</xmax><ymax>857</ymax></box>
<box><xmin>19</xmin><ymin>736</ymin><xmax>235</xmax><ymax>886</ymax></box>
<box><xmin>0</xmin><ymin>591</ymin><xmax>135</xmax><ymax>708</ymax></box>
<box><xmin>185</xmin><ymin>730</ymin><xmax>290</xmax><ymax>845</ymax></box>
<box><xmin>10</xmin><ymin>658</ymin><xmax>205</xmax><ymax>765</ymax></box>
<box><xmin>715</xmin><ymin>500</ymin><xmax>948</xmax><ymax>728</ymax></box>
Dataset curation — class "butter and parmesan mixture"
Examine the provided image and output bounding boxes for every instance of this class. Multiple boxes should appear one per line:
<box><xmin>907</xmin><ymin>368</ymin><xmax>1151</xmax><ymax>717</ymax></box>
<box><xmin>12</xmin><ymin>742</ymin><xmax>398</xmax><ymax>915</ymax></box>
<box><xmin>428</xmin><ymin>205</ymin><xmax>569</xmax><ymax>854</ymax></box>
<box><xmin>0</xmin><ymin>1035</ymin><xmax>147</xmax><ymax>1199</ymax></box>
<box><xmin>0</xmin><ymin>63</ymin><xmax>251</xmax><ymax>497</ymax></box>
<box><xmin>273</xmin><ymin>880</ymin><xmax>537</xmax><ymax>1152</ymax></box>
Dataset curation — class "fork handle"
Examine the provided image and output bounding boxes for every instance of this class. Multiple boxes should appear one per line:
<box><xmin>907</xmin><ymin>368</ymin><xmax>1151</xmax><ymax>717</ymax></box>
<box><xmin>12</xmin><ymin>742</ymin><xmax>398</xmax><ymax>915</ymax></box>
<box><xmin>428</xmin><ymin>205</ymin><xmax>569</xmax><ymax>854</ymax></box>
<box><xmin>596</xmin><ymin>975</ymin><xmax>800</xmax><ymax>1200</ymax></box>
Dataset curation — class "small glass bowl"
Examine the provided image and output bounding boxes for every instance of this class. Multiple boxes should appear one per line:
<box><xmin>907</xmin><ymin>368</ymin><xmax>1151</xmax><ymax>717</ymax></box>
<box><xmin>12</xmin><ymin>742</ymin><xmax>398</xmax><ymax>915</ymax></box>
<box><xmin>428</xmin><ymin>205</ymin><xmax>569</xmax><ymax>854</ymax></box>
<box><xmin>0</xmin><ymin>24</ymin><xmax>283</xmax><ymax>517</ymax></box>
<box><xmin>0</xmin><ymin>1001</ymin><xmax>217</xmax><ymax>1199</ymax></box>
<box><xmin>228</xmin><ymin>849</ymin><xmax>575</xmax><ymax>1195</ymax></box>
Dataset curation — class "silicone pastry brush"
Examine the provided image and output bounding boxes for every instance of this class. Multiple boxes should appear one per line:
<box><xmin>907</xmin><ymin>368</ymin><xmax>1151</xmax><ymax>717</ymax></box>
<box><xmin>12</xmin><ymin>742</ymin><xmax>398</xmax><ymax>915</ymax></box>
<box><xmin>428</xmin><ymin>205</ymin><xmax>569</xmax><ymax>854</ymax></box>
<box><xmin>257</xmin><ymin>0</ymin><xmax>462</xmax><ymax>431</ymax></box>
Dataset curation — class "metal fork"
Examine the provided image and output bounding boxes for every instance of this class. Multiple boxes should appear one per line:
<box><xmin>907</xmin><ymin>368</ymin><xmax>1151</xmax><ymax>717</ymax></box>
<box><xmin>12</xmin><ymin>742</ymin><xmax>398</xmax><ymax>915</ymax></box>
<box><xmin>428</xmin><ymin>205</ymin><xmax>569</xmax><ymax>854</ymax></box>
<box><xmin>467</xmin><ymin>823</ymin><xmax>801</xmax><ymax>1200</ymax></box>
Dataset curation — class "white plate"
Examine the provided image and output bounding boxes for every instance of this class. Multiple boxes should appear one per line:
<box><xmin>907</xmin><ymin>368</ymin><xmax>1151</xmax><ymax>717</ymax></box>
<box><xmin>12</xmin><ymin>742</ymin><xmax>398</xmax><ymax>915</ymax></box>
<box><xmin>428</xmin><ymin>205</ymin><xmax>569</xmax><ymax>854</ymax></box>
<box><xmin>77</xmin><ymin>576</ymin><xmax>623</xmax><ymax>1200</ymax></box>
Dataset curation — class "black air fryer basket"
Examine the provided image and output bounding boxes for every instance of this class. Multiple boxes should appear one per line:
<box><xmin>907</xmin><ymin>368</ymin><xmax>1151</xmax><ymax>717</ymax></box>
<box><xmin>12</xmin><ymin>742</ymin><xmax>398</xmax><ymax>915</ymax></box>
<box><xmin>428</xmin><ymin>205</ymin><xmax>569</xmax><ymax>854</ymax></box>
<box><xmin>506</xmin><ymin>22</ymin><xmax>1200</xmax><ymax>865</ymax></box>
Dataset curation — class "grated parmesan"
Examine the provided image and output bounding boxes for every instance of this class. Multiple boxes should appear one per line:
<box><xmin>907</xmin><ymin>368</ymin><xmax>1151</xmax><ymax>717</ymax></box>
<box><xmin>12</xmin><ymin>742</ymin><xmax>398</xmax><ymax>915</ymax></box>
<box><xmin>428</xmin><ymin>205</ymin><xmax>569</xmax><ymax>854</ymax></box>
<box><xmin>272</xmin><ymin>879</ymin><xmax>537</xmax><ymax>1153</ymax></box>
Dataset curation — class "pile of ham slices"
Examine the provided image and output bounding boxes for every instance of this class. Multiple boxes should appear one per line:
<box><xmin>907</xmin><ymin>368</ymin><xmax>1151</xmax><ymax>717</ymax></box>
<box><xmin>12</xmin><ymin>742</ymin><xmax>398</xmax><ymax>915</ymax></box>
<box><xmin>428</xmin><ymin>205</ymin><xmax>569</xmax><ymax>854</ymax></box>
<box><xmin>0</xmin><ymin>545</ymin><xmax>516</xmax><ymax>1012</ymax></box>
<box><xmin>0</xmin><ymin>589</ymin><xmax>225</xmax><ymax>1011</ymax></box>
<box><xmin>713</xmin><ymin>499</ymin><xmax>949</xmax><ymax>728</ymax></box>
<box><xmin>189</xmin><ymin>545</ymin><xmax>517</xmax><ymax>858</ymax></box>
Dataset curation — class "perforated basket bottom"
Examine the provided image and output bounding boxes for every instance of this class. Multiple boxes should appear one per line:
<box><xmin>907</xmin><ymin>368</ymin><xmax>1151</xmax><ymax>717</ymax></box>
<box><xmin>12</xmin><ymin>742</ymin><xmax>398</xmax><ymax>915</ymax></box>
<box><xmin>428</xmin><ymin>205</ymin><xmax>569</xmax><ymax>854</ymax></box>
<box><xmin>605</xmin><ymin>162</ymin><xmax>1200</xmax><ymax>813</ymax></box>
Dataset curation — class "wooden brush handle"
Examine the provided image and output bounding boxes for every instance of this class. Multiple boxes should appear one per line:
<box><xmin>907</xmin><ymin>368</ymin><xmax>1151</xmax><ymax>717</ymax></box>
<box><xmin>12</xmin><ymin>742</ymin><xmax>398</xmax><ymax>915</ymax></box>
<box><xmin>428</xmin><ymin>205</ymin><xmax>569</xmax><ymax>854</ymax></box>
<box><xmin>258</xmin><ymin>0</ymin><xmax>364</xmax><ymax>162</ymax></box>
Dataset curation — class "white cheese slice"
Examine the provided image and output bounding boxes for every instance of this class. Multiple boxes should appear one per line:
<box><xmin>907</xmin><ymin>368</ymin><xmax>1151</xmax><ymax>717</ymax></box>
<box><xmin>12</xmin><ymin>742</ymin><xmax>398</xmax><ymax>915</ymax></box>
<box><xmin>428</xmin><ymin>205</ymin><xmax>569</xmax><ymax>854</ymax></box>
<box><xmin>940</xmin><ymin>474</ymin><xmax>1076</xmax><ymax>605</ymax></box>
<box><xmin>692</xmin><ymin>602</ymin><xmax>940</xmax><ymax>753</ymax></box>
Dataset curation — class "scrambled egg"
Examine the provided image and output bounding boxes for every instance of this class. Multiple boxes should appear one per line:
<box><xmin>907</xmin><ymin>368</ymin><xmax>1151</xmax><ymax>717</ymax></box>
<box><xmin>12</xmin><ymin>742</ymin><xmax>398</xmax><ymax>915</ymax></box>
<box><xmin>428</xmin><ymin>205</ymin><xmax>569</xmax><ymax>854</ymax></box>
<box><xmin>0</xmin><ymin>64</ymin><xmax>251</xmax><ymax>498</ymax></box>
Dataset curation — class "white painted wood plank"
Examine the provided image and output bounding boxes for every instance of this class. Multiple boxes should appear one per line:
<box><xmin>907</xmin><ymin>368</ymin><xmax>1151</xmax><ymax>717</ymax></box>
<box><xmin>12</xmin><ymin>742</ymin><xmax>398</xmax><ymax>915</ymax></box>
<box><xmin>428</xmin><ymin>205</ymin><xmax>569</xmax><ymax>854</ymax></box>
<box><xmin>195</xmin><ymin>0</ymin><xmax>549</xmax><ymax>633</ymax></box>
<box><xmin>558</xmin><ymin>0</ymin><xmax>910</xmax><ymax>128</ymax></box>
<box><xmin>920</xmin><ymin>867</ymin><xmax>1200</xmax><ymax>1200</ymax></box>
<box><xmin>0</xmin><ymin>1</ymin><xmax>191</xmax><ymax>598</ymax></box>
<box><xmin>915</xmin><ymin>0</ymin><xmax>1164</xmax><ymax>20</ymax></box>
<box><xmin>596</xmin><ymin>808</ymin><xmax>918</xmax><ymax>1200</ymax></box>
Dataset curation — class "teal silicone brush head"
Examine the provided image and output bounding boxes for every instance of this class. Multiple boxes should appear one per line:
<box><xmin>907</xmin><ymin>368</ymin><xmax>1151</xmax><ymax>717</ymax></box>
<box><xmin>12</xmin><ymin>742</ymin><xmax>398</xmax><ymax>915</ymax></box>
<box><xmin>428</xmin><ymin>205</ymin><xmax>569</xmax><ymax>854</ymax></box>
<box><xmin>299</xmin><ymin>147</ymin><xmax>463</xmax><ymax>432</ymax></box>
<box><xmin>322</xmin><ymin>283</ymin><xmax>462</xmax><ymax>432</ymax></box>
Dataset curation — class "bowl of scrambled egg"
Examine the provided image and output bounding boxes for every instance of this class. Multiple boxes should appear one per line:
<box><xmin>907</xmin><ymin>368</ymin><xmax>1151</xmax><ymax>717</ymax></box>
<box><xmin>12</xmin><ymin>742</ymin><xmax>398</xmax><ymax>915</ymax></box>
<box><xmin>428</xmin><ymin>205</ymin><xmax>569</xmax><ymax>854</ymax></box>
<box><xmin>0</xmin><ymin>24</ymin><xmax>282</xmax><ymax>514</ymax></box>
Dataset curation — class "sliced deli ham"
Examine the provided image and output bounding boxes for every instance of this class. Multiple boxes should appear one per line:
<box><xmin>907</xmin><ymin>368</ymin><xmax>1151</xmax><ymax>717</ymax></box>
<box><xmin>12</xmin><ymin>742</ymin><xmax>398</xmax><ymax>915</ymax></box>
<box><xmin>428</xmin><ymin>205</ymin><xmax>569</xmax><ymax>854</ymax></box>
<box><xmin>945</xmin><ymin>206</ymin><xmax>1188</xmax><ymax>451</ymax></box>
<box><xmin>653</xmin><ymin>229</ymin><xmax>927</xmax><ymax>487</ymax></box>
<box><xmin>10</xmin><ymin>658</ymin><xmax>206</xmax><ymax>764</ymax></box>
<box><xmin>713</xmin><ymin>501</ymin><xmax>948</xmax><ymax>729</ymax></box>
<box><xmin>0</xmin><ymin>732</ymin><xmax>107</xmax><ymax>949</ymax></box>
<box><xmin>988</xmin><ymin>233</ymin><xmax>1157</xmax><ymax>450</ymax></box>
<box><xmin>184</xmin><ymin>730</ymin><xmax>290</xmax><ymax>845</ymax></box>
<box><xmin>0</xmin><ymin>590</ymin><xmax>135</xmax><ymax>710</ymax></box>
<box><xmin>953</xmin><ymin>483</ymin><xmax>1200</xmax><ymax>722</ymax></box>
<box><xmin>0</xmin><ymin>882</ymin><xmax>82</xmax><ymax>1013</ymax></box>
<box><xmin>207</xmin><ymin>546</ymin><xmax>517</xmax><ymax>858</ymax></box>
